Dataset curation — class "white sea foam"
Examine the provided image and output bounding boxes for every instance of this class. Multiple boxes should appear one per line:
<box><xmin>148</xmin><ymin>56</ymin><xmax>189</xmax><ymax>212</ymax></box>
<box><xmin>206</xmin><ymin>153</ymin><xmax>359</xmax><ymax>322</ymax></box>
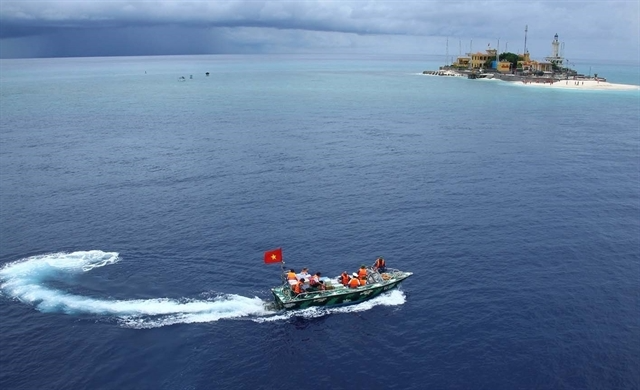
<box><xmin>0</xmin><ymin>251</ymin><xmax>272</xmax><ymax>328</ymax></box>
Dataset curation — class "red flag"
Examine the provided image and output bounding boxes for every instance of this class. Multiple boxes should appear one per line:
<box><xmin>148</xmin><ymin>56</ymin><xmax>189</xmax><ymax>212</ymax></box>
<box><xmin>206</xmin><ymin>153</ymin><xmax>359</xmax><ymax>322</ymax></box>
<box><xmin>264</xmin><ymin>248</ymin><xmax>283</xmax><ymax>264</ymax></box>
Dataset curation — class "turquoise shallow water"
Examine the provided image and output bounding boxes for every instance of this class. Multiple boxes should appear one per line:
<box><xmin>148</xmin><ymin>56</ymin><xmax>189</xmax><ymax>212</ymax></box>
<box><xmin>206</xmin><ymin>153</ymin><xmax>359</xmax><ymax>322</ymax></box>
<box><xmin>0</xmin><ymin>54</ymin><xmax>639</xmax><ymax>389</ymax></box>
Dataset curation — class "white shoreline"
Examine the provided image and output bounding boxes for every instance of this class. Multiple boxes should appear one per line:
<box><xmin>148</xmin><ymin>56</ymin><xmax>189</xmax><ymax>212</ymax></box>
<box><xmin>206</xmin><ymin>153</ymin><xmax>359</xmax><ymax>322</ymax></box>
<box><xmin>420</xmin><ymin>71</ymin><xmax>639</xmax><ymax>91</ymax></box>
<box><xmin>513</xmin><ymin>79</ymin><xmax>639</xmax><ymax>91</ymax></box>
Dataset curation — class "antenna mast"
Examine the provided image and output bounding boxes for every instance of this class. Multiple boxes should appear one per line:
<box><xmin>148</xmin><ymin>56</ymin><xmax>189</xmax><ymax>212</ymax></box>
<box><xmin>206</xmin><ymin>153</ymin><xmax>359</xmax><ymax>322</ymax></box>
<box><xmin>446</xmin><ymin>37</ymin><xmax>449</xmax><ymax>66</ymax></box>
<box><xmin>524</xmin><ymin>25</ymin><xmax>528</xmax><ymax>54</ymax></box>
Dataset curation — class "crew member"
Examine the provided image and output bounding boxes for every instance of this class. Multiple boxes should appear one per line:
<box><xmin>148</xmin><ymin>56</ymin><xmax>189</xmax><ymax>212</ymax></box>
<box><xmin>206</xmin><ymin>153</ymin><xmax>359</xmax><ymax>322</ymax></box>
<box><xmin>348</xmin><ymin>273</ymin><xmax>361</xmax><ymax>289</ymax></box>
<box><xmin>373</xmin><ymin>257</ymin><xmax>386</xmax><ymax>272</ymax></box>
<box><xmin>308</xmin><ymin>272</ymin><xmax>322</xmax><ymax>291</ymax></box>
<box><xmin>298</xmin><ymin>268</ymin><xmax>310</xmax><ymax>279</ymax></box>
<box><xmin>339</xmin><ymin>271</ymin><xmax>350</xmax><ymax>286</ymax></box>
<box><xmin>358</xmin><ymin>265</ymin><xmax>368</xmax><ymax>285</ymax></box>
<box><xmin>309</xmin><ymin>272</ymin><xmax>321</xmax><ymax>286</ymax></box>
<box><xmin>292</xmin><ymin>278</ymin><xmax>305</xmax><ymax>295</ymax></box>
<box><xmin>286</xmin><ymin>269</ymin><xmax>298</xmax><ymax>285</ymax></box>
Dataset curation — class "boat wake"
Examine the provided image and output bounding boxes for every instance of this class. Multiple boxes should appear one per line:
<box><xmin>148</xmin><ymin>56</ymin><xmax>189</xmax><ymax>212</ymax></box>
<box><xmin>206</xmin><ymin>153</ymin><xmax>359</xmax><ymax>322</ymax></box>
<box><xmin>0</xmin><ymin>250</ymin><xmax>407</xmax><ymax>329</ymax></box>
<box><xmin>0</xmin><ymin>251</ymin><xmax>272</xmax><ymax>329</ymax></box>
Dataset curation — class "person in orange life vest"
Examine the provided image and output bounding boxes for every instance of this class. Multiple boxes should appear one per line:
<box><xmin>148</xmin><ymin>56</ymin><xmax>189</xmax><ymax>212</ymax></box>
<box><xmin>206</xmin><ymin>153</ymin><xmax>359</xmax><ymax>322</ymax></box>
<box><xmin>286</xmin><ymin>269</ymin><xmax>297</xmax><ymax>285</ymax></box>
<box><xmin>339</xmin><ymin>271</ymin><xmax>350</xmax><ymax>286</ymax></box>
<box><xmin>373</xmin><ymin>257</ymin><xmax>386</xmax><ymax>272</ymax></box>
<box><xmin>357</xmin><ymin>265</ymin><xmax>367</xmax><ymax>285</ymax></box>
<box><xmin>348</xmin><ymin>273</ymin><xmax>361</xmax><ymax>289</ymax></box>
<box><xmin>292</xmin><ymin>278</ymin><xmax>305</xmax><ymax>295</ymax></box>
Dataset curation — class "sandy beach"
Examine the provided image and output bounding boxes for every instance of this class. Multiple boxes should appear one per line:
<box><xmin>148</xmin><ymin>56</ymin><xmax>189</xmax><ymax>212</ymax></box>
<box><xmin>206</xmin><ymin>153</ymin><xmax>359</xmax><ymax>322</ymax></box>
<box><xmin>516</xmin><ymin>79</ymin><xmax>639</xmax><ymax>91</ymax></box>
<box><xmin>421</xmin><ymin>71</ymin><xmax>639</xmax><ymax>91</ymax></box>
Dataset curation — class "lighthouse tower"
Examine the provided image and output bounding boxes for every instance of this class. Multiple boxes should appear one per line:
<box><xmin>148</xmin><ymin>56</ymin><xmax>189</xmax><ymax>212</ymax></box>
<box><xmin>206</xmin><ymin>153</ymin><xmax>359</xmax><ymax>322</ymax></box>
<box><xmin>545</xmin><ymin>33</ymin><xmax>564</xmax><ymax>65</ymax></box>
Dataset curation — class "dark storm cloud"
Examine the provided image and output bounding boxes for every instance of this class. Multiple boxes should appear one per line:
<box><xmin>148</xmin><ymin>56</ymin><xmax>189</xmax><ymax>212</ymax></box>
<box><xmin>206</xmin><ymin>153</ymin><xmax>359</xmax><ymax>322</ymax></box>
<box><xmin>0</xmin><ymin>1</ymin><xmax>637</xmax><ymax>59</ymax></box>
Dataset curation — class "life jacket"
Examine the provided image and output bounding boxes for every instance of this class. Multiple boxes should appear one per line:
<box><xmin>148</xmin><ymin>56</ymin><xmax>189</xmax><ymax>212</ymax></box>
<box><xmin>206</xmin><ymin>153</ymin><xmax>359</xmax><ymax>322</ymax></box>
<box><xmin>287</xmin><ymin>271</ymin><xmax>297</xmax><ymax>280</ymax></box>
<box><xmin>358</xmin><ymin>268</ymin><xmax>367</xmax><ymax>281</ymax></box>
<box><xmin>348</xmin><ymin>278</ymin><xmax>360</xmax><ymax>289</ymax></box>
<box><xmin>292</xmin><ymin>281</ymin><xmax>304</xmax><ymax>294</ymax></box>
<box><xmin>340</xmin><ymin>273</ymin><xmax>350</xmax><ymax>286</ymax></box>
<box><xmin>375</xmin><ymin>258</ymin><xmax>386</xmax><ymax>268</ymax></box>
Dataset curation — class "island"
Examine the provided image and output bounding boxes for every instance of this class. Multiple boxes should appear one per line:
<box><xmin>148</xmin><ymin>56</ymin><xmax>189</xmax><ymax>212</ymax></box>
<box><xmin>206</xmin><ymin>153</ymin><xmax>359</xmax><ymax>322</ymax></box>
<box><xmin>423</xmin><ymin>32</ymin><xmax>638</xmax><ymax>91</ymax></box>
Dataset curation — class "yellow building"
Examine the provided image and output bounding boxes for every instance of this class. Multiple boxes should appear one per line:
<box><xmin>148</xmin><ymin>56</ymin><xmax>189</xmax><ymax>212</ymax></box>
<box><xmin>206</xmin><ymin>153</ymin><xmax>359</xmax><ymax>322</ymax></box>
<box><xmin>497</xmin><ymin>61</ymin><xmax>512</xmax><ymax>73</ymax></box>
<box><xmin>533</xmin><ymin>62</ymin><xmax>554</xmax><ymax>72</ymax></box>
<box><xmin>471</xmin><ymin>49</ymin><xmax>498</xmax><ymax>69</ymax></box>
<box><xmin>452</xmin><ymin>56</ymin><xmax>471</xmax><ymax>68</ymax></box>
<box><xmin>518</xmin><ymin>59</ymin><xmax>553</xmax><ymax>73</ymax></box>
<box><xmin>449</xmin><ymin>44</ymin><xmax>554</xmax><ymax>73</ymax></box>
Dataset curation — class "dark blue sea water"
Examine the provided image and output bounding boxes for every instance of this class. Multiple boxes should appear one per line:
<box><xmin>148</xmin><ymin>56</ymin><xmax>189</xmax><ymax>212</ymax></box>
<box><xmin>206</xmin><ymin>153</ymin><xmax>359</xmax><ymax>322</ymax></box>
<box><xmin>1</xmin><ymin>54</ymin><xmax>639</xmax><ymax>390</ymax></box>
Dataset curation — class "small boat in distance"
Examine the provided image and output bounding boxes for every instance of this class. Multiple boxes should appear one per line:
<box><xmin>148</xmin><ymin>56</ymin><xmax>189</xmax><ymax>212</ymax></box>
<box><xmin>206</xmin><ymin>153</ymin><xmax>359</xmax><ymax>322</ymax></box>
<box><xmin>264</xmin><ymin>248</ymin><xmax>413</xmax><ymax>310</ymax></box>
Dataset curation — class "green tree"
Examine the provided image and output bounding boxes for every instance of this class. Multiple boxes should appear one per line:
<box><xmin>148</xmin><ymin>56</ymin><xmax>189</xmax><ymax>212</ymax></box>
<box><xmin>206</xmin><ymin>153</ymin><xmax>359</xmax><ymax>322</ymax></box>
<box><xmin>499</xmin><ymin>52</ymin><xmax>519</xmax><ymax>69</ymax></box>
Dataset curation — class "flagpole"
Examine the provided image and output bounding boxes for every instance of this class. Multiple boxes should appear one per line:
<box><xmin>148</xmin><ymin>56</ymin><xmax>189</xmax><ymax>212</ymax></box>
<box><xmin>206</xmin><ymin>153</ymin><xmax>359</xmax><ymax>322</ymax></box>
<box><xmin>281</xmin><ymin>259</ymin><xmax>286</xmax><ymax>283</ymax></box>
<box><xmin>279</xmin><ymin>247</ymin><xmax>286</xmax><ymax>284</ymax></box>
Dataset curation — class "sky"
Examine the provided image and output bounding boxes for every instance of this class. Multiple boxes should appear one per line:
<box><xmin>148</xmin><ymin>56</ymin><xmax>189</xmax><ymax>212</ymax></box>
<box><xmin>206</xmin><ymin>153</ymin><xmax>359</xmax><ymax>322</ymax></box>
<box><xmin>0</xmin><ymin>0</ymin><xmax>638</xmax><ymax>62</ymax></box>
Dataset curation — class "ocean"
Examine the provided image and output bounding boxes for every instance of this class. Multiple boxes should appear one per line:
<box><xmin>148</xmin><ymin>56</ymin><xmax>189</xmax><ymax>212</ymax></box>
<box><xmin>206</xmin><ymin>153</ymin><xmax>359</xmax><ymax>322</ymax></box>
<box><xmin>0</xmin><ymin>54</ymin><xmax>638</xmax><ymax>390</ymax></box>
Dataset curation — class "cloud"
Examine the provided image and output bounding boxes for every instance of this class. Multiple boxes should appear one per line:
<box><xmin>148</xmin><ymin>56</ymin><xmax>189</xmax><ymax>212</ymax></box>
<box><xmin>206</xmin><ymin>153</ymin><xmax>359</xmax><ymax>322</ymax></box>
<box><xmin>0</xmin><ymin>1</ymin><xmax>638</xmax><ymax>60</ymax></box>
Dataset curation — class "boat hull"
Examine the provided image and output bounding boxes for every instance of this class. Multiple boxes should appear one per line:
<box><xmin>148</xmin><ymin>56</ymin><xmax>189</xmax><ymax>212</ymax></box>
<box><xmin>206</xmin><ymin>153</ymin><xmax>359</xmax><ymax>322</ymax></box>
<box><xmin>271</xmin><ymin>271</ymin><xmax>412</xmax><ymax>310</ymax></box>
